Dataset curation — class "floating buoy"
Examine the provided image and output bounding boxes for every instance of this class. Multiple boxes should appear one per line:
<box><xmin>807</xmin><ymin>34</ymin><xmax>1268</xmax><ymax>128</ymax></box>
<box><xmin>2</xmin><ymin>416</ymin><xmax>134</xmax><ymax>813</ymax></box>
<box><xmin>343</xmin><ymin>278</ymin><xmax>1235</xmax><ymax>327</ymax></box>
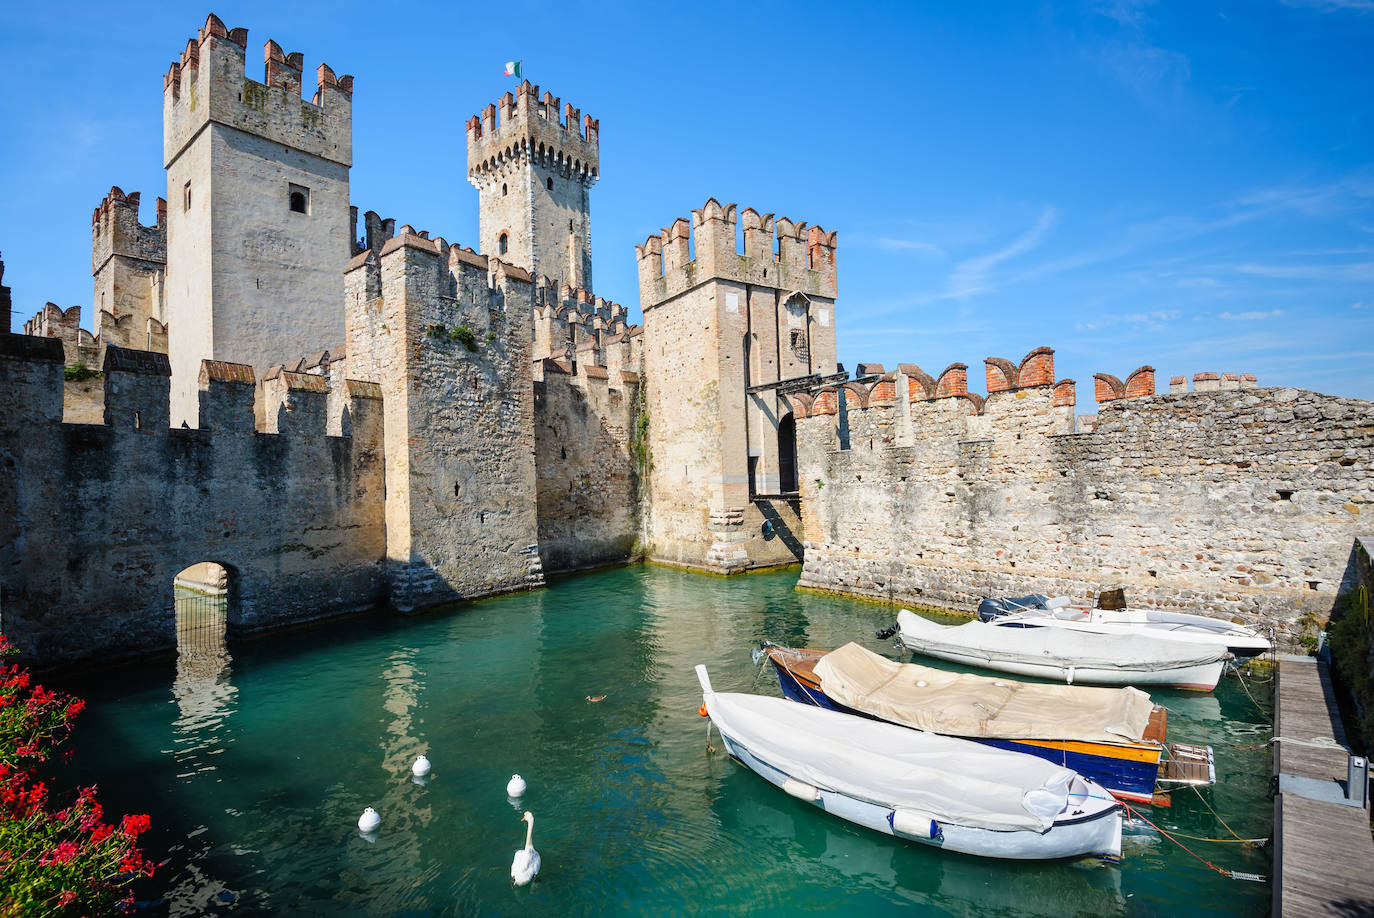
<box><xmin>412</xmin><ymin>754</ymin><xmax>431</xmax><ymax>778</ymax></box>
<box><xmin>358</xmin><ymin>807</ymin><xmax>380</xmax><ymax>833</ymax></box>
<box><xmin>698</xmin><ymin>704</ymin><xmax>709</xmax><ymax>717</ymax></box>
<box><xmin>507</xmin><ymin>774</ymin><xmax>527</xmax><ymax>797</ymax></box>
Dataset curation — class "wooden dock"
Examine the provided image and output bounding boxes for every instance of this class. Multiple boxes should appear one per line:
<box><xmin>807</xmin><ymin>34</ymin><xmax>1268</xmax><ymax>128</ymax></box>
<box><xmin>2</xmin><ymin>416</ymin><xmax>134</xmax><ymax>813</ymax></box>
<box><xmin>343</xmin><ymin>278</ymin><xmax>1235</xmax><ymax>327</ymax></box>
<box><xmin>1273</xmin><ymin>655</ymin><xmax>1374</xmax><ymax>916</ymax></box>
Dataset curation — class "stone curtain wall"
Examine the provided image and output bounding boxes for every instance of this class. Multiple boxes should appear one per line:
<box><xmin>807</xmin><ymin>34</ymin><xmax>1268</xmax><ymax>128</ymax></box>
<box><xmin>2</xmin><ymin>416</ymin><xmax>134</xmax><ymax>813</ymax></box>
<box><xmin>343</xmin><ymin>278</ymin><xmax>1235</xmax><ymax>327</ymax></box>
<box><xmin>534</xmin><ymin>364</ymin><xmax>641</xmax><ymax>572</ymax></box>
<box><xmin>798</xmin><ymin>351</ymin><xmax>1374</xmax><ymax>633</ymax></box>
<box><xmin>345</xmin><ymin>230</ymin><xmax>543</xmax><ymax>611</ymax></box>
<box><xmin>0</xmin><ymin>337</ymin><xmax>386</xmax><ymax>668</ymax></box>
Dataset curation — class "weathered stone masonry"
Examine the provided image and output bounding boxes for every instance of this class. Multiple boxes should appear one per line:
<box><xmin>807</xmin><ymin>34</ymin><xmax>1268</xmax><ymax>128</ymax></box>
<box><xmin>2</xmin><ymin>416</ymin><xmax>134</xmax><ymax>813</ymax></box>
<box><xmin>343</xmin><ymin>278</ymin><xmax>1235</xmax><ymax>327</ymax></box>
<box><xmin>797</xmin><ymin>348</ymin><xmax>1374</xmax><ymax>634</ymax></box>
<box><xmin>345</xmin><ymin>230</ymin><xmax>543</xmax><ymax>611</ymax></box>
<box><xmin>0</xmin><ymin>337</ymin><xmax>387</xmax><ymax>664</ymax></box>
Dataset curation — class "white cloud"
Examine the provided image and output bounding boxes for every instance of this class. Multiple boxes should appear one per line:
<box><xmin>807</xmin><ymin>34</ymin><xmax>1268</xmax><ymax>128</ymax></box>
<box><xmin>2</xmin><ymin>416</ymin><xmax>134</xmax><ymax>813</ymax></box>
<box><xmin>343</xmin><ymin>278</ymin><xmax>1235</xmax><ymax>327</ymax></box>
<box><xmin>1074</xmin><ymin>309</ymin><xmax>1180</xmax><ymax>332</ymax></box>
<box><xmin>947</xmin><ymin>207</ymin><xmax>1059</xmax><ymax>298</ymax></box>
<box><xmin>1218</xmin><ymin>309</ymin><xmax>1284</xmax><ymax>321</ymax></box>
<box><xmin>874</xmin><ymin>238</ymin><xmax>946</xmax><ymax>257</ymax></box>
<box><xmin>1282</xmin><ymin>0</ymin><xmax>1374</xmax><ymax>12</ymax></box>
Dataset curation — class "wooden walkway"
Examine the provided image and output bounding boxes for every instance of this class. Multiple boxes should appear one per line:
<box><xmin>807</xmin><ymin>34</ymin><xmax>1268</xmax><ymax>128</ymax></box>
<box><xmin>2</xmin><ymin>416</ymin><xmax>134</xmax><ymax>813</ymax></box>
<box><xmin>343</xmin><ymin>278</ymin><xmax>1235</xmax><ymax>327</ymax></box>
<box><xmin>1273</xmin><ymin>655</ymin><xmax>1374</xmax><ymax>916</ymax></box>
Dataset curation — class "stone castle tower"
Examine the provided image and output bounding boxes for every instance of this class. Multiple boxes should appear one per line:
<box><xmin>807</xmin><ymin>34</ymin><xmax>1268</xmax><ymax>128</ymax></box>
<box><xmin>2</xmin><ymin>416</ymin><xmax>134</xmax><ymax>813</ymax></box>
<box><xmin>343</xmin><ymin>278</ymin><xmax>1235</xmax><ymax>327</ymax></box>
<box><xmin>636</xmin><ymin>200</ymin><xmax>839</xmax><ymax>572</ymax></box>
<box><xmin>466</xmin><ymin>82</ymin><xmax>599</xmax><ymax>292</ymax></box>
<box><xmin>162</xmin><ymin>15</ymin><xmax>354</xmax><ymax>424</ymax></box>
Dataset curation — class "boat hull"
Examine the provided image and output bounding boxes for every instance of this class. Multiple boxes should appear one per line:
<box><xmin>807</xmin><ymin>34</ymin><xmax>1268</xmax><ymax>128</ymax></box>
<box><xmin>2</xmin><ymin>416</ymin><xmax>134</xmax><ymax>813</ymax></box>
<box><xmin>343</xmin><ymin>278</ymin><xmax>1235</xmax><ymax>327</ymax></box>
<box><xmin>770</xmin><ymin>659</ymin><xmax>1161</xmax><ymax>804</ymax></box>
<box><xmin>896</xmin><ymin>610</ymin><xmax>1227</xmax><ymax>691</ymax></box>
<box><xmin>902</xmin><ymin>643</ymin><xmax>1224</xmax><ymax>691</ymax></box>
<box><xmin>718</xmin><ymin>730</ymin><xmax>1123</xmax><ymax>861</ymax></box>
<box><xmin>983</xmin><ymin>603</ymin><xmax>1270</xmax><ymax>660</ymax></box>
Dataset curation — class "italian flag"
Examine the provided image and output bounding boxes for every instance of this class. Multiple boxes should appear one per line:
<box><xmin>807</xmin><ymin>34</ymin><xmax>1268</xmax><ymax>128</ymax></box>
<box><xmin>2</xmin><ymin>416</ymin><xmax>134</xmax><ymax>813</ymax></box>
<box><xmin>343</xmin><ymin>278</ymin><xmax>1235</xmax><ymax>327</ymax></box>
<box><xmin>503</xmin><ymin>61</ymin><xmax>522</xmax><ymax>78</ymax></box>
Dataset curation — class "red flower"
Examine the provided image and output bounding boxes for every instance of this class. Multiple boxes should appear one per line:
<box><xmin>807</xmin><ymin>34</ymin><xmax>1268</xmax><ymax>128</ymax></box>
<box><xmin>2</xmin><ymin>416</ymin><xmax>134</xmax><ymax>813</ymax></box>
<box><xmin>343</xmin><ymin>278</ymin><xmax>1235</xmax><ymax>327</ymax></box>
<box><xmin>80</xmin><ymin>802</ymin><xmax>104</xmax><ymax>831</ymax></box>
<box><xmin>90</xmin><ymin>824</ymin><xmax>113</xmax><ymax>844</ymax></box>
<box><xmin>121</xmin><ymin>813</ymin><xmax>150</xmax><ymax>837</ymax></box>
<box><xmin>58</xmin><ymin>891</ymin><xmax>77</xmax><ymax>906</ymax></box>
<box><xmin>40</xmin><ymin>840</ymin><xmax>79</xmax><ymax>865</ymax></box>
<box><xmin>65</xmin><ymin>699</ymin><xmax>86</xmax><ymax>717</ymax></box>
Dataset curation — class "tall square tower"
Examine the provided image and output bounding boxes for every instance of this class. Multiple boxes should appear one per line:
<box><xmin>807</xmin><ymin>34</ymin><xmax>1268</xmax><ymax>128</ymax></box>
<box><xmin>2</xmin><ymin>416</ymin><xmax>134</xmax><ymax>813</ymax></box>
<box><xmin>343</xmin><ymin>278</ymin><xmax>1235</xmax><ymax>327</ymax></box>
<box><xmin>162</xmin><ymin>15</ymin><xmax>353</xmax><ymax>424</ymax></box>
<box><xmin>636</xmin><ymin>199</ymin><xmax>839</xmax><ymax>572</ymax></box>
<box><xmin>466</xmin><ymin>82</ymin><xmax>598</xmax><ymax>291</ymax></box>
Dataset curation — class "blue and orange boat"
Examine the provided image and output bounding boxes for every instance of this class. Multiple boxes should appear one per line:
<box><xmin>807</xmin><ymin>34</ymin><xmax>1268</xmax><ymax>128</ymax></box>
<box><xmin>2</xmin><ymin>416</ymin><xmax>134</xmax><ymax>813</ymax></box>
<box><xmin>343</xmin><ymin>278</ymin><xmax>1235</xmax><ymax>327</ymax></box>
<box><xmin>761</xmin><ymin>642</ymin><xmax>1214</xmax><ymax>805</ymax></box>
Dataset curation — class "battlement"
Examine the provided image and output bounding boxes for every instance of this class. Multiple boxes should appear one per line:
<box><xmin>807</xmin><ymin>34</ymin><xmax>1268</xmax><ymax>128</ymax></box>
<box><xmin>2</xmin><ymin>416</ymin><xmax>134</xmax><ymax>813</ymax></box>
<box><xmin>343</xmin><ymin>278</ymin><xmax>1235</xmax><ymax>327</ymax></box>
<box><xmin>466</xmin><ymin>81</ymin><xmax>599</xmax><ymax>190</ymax></box>
<box><xmin>636</xmin><ymin>198</ymin><xmax>838</xmax><ymax>308</ymax></box>
<box><xmin>23</xmin><ymin>302</ymin><xmax>83</xmax><ymax>342</ymax></box>
<box><xmin>529</xmin><ymin>275</ymin><xmax>638</xmax><ymax>370</ymax></box>
<box><xmin>1170</xmin><ymin>371</ymin><xmax>1259</xmax><ymax>393</ymax></box>
<box><xmin>163</xmin><ymin>14</ymin><xmax>353</xmax><ymax>168</ymax></box>
<box><xmin>344</xmin><ymin>224</ymin><xmax>538</xmax><ymax>369</ymax></box>
<box><xmin>91</xmin><ymin>186</ymin><xmax>166</xmax><ymax>275</ymax></box>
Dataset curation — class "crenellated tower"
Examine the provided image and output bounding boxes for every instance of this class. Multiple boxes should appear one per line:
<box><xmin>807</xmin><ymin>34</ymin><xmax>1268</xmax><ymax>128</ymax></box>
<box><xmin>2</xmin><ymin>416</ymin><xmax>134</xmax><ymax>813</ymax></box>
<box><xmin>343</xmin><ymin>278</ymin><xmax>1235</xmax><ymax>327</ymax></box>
<box><xmin>635</xmin><ymin>198</ymin><xmax>840</xmax><ymax>573</ymax></box>
<box><xmin>162</xmin><ymin>13</ymin><xmax>354</xmax><ymax>424</ymax></box>
<box><xmin>466</xmin><ymin>82</ymin><xmax>599</xmax><ymax>293</ymax></box>
<box><xmin>91</xmin><ymin>186</ymin><xmax>167</xmax><ymax>352</ymax></box>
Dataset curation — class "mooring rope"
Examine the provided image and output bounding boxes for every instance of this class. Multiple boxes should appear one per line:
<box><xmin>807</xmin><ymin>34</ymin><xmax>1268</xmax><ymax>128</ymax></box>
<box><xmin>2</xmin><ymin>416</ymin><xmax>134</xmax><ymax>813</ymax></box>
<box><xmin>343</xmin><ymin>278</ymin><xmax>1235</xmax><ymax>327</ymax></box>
<box><xmin>1122</xmin><ymin>802</ymin><xmax>1267</xmax><ymax>881</ymax></box>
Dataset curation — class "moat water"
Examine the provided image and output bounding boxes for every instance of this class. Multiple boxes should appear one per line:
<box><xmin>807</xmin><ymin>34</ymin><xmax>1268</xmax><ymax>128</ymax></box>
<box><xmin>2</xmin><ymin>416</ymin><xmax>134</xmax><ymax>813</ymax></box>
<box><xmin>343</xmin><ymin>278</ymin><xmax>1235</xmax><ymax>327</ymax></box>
<box><xmin>63</xmin><ymin>566</ymin><xmax>1273</xmax><ymax>916</ymax></box>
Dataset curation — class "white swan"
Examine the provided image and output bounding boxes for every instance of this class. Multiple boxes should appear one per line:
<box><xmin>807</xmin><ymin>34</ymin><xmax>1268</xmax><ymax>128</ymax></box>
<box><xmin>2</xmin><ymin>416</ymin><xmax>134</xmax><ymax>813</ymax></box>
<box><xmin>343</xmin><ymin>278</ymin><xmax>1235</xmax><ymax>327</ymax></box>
<box><xmin>506</xmin><ymin>773</ymin><xmax>527</xmax><ymax>797</ymax></box>
<box><xmin>510</xmin><ymin>811</ymin><xmax>540</xmax><ymax>886</ymax></box>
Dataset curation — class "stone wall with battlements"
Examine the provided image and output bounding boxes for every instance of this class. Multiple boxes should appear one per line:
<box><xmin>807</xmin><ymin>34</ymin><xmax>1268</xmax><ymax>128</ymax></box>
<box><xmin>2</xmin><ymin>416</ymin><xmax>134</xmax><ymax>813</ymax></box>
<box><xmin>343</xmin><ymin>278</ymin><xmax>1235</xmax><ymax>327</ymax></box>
<box><xmin>534</xmin><ymin>360</ymin><xmax>642</xmax><ymax>572</ymax></box>
<box><xmin>344</xmin><ymin>226</ymin><xmax>543</xmax><ymax>610</ymax></box>
<box><xmin>0</xmin><ymin>335</ymin><xmax>386</xmax><ymax>668</ymax></box>
<box><xmin>530</xmin><ymin>276</ymin><xmax>638</xmax><ymax>368</ymax></box>
<box><xmin>795</xmin><ymin>346</ymin><xmax>1374</xmax><ymax>637</ymax></box>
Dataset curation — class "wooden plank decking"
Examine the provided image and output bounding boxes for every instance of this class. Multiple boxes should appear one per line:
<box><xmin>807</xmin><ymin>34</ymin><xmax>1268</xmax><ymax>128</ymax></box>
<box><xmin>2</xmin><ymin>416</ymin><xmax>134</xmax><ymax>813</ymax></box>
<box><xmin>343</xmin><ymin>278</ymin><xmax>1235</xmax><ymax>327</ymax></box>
<box><xmin>1273</xmin><ymin>655</ymin><xmax>1374</xmax><ymax>917</ymax></box>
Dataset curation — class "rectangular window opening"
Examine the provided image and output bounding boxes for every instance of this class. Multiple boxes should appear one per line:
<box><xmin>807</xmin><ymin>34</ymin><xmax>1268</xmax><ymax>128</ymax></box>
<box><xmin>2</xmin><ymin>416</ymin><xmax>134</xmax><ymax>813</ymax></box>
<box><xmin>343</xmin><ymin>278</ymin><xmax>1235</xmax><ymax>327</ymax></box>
<box><xmin>183</xmin><ymin>181</ymin><xmax>191</xmax><ymax>211</ymax></box>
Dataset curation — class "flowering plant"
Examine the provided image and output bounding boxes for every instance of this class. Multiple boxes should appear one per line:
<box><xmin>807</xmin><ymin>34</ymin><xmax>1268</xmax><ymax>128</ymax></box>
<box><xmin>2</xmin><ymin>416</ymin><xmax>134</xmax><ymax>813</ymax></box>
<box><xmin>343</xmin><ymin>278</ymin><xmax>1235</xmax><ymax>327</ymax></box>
<box><xmin>0</xmin><ymin>636</ymin><xmax>153</xmax><ymax>915</ymax></box>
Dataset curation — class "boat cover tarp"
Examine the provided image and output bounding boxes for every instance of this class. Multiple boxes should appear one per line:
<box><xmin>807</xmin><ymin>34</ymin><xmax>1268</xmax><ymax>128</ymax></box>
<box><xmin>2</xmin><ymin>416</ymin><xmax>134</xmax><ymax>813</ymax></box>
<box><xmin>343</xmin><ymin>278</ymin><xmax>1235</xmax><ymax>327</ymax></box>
<box><xmin>896</xmin><ymin>610</ymin><xmax>1228</xmax><ymax>671</ymax></box>
<box><xmin>704</xmin><ymin>687</ymin><xmax>1078</xmax><ymax>832</ymax></box>
<box><xmin>812</xmin><ymin>642</ymin><xmax>1155</xmax><ymax>743</ymax></box>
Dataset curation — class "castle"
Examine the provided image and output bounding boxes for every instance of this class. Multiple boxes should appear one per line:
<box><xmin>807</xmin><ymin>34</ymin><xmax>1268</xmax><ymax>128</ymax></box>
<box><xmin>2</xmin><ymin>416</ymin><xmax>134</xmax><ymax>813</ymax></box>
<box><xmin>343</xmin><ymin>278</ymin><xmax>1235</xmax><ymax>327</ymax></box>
<box><xmin>2</xmin><ymin>13</ymin><xmax>1371</xmax><ymax>668</ymax></box>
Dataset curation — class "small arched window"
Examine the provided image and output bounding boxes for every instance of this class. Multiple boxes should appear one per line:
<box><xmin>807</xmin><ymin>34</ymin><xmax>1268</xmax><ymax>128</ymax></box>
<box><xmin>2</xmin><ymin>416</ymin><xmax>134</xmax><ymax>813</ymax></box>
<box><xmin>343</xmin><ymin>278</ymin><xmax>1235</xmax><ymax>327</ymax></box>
<box><xmin>288</xmin><ymin>183</ymin><xmax>309</xmax><ymax>214</ymax></box>
<box><xmin>499</xmin><ymin>233</ymin><xmax>509</xmax><ymax>255</ymax></box>
<box><xmin>501</xmin><ymin>182</ymin><xmax>507</xmax><ymax>196</ymax></box>
<box><xmin>546</xmin><ymin>177</ymin><xmax>554</xmax><ymax>191</ymax></box>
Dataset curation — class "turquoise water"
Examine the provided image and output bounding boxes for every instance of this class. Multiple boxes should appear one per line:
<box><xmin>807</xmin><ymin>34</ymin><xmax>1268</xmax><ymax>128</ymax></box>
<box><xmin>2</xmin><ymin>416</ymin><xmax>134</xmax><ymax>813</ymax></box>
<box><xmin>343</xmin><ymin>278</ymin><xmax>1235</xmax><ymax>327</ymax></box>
<box><xmin>61</xmin><ymin>566</ymin><xmax>1273</xmax><ymax>916</ymax></box>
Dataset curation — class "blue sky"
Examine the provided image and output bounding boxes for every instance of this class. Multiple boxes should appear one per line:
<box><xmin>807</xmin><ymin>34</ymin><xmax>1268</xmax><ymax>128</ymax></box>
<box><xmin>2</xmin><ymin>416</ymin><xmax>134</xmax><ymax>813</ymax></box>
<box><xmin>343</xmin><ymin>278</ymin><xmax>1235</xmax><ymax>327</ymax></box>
<box><xmin>2</xmin><ymin>1</ymin><xmax>1372</xmax><ymax>400</ymax></box>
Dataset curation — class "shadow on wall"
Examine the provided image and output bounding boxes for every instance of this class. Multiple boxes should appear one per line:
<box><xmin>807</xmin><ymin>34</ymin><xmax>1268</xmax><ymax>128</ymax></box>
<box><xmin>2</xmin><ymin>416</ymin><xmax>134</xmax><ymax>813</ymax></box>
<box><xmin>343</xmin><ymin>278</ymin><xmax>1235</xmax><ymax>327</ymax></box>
<box><xmin>755</xmin><ymin>498</ymin><xmax>803</xmax><ymax>562</ymax></box>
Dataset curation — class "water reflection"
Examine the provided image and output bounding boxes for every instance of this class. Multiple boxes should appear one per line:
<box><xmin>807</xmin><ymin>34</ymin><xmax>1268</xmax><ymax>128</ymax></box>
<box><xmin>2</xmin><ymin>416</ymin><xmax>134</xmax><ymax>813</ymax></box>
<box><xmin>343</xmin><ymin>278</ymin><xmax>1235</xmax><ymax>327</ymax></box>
<box><xmin>171</xmin><ymin>631</ymin><xmax>237</xmax><ymax>775</ymax></box>
<box><xmin>66</xmin><ymin>567</ymin><xmax>1271</xmax><ymax>917</ymax></box>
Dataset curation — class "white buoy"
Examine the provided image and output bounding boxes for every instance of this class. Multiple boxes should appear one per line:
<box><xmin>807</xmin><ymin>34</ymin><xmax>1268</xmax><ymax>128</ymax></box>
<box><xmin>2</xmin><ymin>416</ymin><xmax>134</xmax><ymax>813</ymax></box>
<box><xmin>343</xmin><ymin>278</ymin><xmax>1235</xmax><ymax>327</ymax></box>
<box><xmin>506</xmin><ymin>774</ymin><xmax>527</xmax><ymax>797</ymax></box>
<box><xmin>358</xmin><ymin>806</ymin><xmax>381</xmax><ymax>833</ymax></box>
<box><xmin>412</xmin><ymin>754</ymin><xmax>431</xmax><ymax>777</ymax></box>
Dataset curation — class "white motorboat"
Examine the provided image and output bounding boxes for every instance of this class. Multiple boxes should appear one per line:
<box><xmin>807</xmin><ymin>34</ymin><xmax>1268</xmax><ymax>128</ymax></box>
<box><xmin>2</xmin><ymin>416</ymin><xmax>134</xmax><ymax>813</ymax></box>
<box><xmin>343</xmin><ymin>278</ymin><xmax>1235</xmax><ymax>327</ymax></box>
<box><xmin>695</xmin><ymin>664</ymin><xmax>1122</xmax><ymax>860</ymax></box>
<box><xmin>894</xmin><ymin>609</ymin><xmax>1229</xmax><ymax>691</ymax></box>
<box><xmin>985</xmin><ymin>601</ymin><xmax>1270</xmax><ymax>659</ymax></box>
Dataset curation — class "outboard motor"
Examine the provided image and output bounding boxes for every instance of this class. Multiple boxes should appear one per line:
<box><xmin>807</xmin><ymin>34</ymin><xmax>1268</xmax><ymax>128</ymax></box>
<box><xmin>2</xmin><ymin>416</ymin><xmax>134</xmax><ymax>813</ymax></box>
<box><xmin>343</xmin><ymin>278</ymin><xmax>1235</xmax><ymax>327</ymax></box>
<box><xmin>977</xmin><ymin>594</ymin><xmax>1051</xmax><ymax>622</ymax></box>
